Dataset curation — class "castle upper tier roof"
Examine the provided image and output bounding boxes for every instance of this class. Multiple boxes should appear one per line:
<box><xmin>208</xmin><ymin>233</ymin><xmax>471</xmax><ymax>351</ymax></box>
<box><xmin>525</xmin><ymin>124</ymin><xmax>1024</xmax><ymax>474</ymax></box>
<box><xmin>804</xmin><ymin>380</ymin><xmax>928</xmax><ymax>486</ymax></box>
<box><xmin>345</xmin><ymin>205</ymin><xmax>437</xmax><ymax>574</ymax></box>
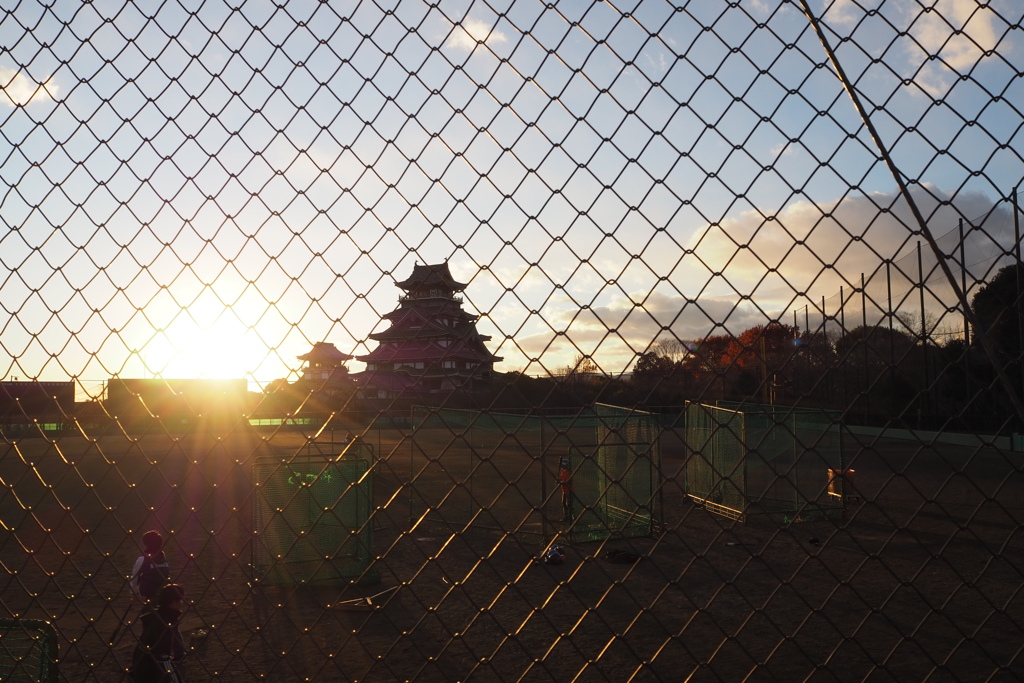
<box><xmin>371</xmin><ymin>305</ymin><xmax>481</xmax><ymax>340</ymax></box>
<box><xmin>357</xmin><ymin>338</ymin><xmax>500</xmax><ymax>363</ymax></box>
<box><xmin>396</xmin><ymin>262</ymin><xmax>467</xmax><ymax>292</ymax></box>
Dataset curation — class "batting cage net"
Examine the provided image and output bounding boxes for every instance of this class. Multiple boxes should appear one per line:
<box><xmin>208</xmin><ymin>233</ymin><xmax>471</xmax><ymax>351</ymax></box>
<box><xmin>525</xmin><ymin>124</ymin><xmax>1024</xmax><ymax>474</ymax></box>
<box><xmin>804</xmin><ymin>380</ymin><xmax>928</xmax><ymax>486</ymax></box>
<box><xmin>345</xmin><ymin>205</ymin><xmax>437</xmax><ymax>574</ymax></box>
<box><xmin>252</xmin><ymin>448</ymin><xmax>375</xmax><ymax>585</ymax></box>
<box><xmin>1</xmin><ymin>0</ymin><xmax>1023</xmax><ymax>680</ymax></box>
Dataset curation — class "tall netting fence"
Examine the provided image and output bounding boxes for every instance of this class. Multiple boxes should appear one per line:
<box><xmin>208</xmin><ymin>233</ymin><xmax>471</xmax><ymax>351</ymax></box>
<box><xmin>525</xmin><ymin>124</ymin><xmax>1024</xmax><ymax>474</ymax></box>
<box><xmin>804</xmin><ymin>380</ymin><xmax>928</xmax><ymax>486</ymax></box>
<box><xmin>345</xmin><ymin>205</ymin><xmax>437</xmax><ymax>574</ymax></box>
<box><xmin>1</xmin><ymin>0</ymin><xmax>1023</xmax><ymax>680</ymax></box>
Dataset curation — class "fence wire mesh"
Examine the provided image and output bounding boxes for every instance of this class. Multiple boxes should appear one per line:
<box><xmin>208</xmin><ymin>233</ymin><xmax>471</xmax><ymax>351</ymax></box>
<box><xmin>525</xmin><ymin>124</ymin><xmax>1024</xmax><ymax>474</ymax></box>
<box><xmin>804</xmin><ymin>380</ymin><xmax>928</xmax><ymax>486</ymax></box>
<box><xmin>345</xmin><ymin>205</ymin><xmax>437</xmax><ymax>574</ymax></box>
<box><xmin>1</xmin><ymin>0</ymin><xmax>1023</xmax><ymax>680</ymax></box>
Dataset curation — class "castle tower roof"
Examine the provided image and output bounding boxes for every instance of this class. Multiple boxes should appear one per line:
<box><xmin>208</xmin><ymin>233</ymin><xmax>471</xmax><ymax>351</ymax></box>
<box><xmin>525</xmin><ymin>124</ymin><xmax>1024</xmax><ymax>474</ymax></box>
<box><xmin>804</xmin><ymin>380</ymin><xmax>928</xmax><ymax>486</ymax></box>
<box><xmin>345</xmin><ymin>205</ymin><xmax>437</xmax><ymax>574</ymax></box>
<box><xmin>354</xmin><ymin>261</ymin><xmax>501</xmax><ymax>399</ymax></box>
<box><xmin>396</xmin><ymin>262</ymin><xmax>467</xmax><ymax>292</ymax></box>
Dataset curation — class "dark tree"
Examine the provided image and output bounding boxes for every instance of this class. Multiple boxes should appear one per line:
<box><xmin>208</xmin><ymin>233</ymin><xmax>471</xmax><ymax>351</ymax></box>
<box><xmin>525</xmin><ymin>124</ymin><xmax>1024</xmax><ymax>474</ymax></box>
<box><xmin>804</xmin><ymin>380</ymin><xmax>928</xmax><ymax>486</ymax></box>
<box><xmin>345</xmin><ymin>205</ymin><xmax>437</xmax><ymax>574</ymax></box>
<box><xmin>970</xmin><ymin>262</ymin><xmax>1024</xmax><ymax>426</ymax></box>
<box><xmin>720</xmin><ymin>323</ymin><xmax>798</xmax><ymax>371</ymax></box>
<box><xmin>834</xmin><ymin>325</ymin><xmax>922</xmax><ymax>424</ymax></box>
<box><xmin>632</xmin><ymin>352</ymin><xmax>676</xmax><ymax>381</ymax></box>
<box><xmin>631</xmin><ymin>352</ymin><xmax>684</xmax><ymax>405</ymax></box>
<box><xmin>972</xmin><ymin>262</ymin><xmax>1024</xmax><ymax>362</ymax></box>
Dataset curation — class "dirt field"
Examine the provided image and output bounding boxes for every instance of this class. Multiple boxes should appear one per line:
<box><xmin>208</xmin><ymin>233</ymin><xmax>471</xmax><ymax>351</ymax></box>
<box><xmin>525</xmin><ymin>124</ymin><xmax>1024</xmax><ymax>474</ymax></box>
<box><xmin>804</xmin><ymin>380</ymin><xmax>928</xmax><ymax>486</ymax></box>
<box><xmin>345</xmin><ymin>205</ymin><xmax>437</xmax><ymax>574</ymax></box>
<box><xmin>0</xmin><ymin>422</ymin><xmax>1021</xmax><ymax>681</ymax></box>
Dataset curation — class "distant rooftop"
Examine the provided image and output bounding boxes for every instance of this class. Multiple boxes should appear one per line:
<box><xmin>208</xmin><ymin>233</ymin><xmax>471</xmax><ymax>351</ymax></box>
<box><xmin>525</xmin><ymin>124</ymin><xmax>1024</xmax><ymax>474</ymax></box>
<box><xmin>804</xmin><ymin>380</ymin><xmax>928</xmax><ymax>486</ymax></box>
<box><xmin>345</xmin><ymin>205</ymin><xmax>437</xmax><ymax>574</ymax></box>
<box><xmin>297</xmin><ymin>342</ymin><xmax>353</xmax><ymax>363</ymax></box>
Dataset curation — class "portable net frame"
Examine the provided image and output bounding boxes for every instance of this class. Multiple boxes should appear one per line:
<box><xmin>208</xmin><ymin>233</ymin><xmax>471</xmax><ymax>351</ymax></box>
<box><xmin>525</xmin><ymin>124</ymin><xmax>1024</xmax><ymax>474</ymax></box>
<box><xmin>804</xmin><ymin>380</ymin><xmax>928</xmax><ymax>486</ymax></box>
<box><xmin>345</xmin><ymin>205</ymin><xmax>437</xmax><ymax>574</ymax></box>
<box><xmin>684</xmin><ymin>402</ymin><xmax>845</xmax><ymax>522</ymax></box>
<box><xmin>251</xmin><ymin>442</ymin><xmax>376</xmax><ymax>585</ymax></box>
<box><xmin>410</xmin><ymin>404</ymin><xmax>661</xmax><ymax>543</ymax></box>
<box><xmin>0</xmin><ymin>619</ymin><xmax>58</xmax><ymax>683</ymax></box>
<box><xmin>571</xmin><ymin>403</ymin><xmax>661</xmax><ymax>542</ymax></box>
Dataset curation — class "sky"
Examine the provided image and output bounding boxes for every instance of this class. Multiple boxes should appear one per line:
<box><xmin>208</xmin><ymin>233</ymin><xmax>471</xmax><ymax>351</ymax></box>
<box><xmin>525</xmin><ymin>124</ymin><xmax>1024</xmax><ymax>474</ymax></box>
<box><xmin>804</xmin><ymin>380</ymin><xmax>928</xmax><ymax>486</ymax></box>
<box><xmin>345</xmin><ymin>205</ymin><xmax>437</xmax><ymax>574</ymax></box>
<box><xmin>0</xmin><ymin>0</ymin><xmax>1022</xmax><ymax>394</ymax></box>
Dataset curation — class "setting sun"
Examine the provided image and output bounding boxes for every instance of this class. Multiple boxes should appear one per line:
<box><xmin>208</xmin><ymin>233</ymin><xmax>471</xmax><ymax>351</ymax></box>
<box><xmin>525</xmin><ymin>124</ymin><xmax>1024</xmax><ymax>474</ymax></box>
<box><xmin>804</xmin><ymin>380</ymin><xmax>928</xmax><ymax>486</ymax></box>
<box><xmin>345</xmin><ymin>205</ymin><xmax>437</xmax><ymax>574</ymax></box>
<box><xmin>142</xmin><ymin>296</ymin><xmax>283</xmax><ymax>384</ymax></box>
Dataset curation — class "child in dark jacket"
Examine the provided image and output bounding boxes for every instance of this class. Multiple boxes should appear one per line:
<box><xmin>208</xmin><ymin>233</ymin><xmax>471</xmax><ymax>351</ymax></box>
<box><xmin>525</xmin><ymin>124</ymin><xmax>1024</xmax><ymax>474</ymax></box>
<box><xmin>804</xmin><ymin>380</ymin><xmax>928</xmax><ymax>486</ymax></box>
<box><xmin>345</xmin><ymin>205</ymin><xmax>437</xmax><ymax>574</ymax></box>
<box><xmin>130</xmin><ymin>583</ymin><xmax>187</xmax><ymax>682</ymax></box>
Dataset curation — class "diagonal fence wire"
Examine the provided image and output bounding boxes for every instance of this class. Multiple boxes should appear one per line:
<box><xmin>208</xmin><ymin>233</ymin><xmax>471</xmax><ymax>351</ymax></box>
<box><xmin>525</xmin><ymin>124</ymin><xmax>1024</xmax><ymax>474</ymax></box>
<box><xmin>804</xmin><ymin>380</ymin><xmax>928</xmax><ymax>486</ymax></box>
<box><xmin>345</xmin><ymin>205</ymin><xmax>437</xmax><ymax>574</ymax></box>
<box><xmin>0</xmin><ymin>1</ymin><xmax>1021</xmax><ymax>681</ymax></box>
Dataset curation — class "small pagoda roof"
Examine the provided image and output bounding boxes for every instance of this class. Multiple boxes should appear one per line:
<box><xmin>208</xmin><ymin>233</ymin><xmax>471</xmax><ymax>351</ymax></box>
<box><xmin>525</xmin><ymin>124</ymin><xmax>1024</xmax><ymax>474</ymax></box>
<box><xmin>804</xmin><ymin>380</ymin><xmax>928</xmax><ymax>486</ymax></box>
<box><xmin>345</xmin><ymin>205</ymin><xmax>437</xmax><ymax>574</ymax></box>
<box><xmin>396</xmin><ymin>262</ymin><xmax>467</xmax><ymax>292</ymax></box>
<box><xmin>297</xmin><ymin>342</ymin><xmax>353</xmax><ymax>363</ymax></box>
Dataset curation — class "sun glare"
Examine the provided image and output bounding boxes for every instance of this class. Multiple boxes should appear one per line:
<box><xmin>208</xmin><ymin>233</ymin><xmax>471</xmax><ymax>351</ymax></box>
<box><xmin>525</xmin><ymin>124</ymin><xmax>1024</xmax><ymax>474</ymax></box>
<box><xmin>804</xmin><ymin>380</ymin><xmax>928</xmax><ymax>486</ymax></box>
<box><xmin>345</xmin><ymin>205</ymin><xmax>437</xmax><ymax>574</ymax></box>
<box><xmin>146</xmin><ymin>300</ymin><xmax>279</xmax><ymax>383</ymax></box>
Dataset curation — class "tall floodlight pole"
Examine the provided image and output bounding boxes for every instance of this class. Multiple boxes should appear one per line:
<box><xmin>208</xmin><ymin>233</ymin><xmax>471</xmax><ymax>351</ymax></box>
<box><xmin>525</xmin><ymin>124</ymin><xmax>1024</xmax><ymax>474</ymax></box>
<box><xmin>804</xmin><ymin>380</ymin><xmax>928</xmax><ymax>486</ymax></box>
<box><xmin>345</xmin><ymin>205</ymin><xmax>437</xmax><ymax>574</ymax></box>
<box><xmin>959</xmin><ymin>218</ymin><xmax>969</xmax><ymax>347</ymax></box>
<box><xmin>1015</xmin><ymin>187</ymin><xmax>1023</xmax><ymax>418</ymax></box>
<box><xmin>1015</xmin><ymin>187</ymin><xmax>1021</xmax><ymax>264</ymax></box>
<box><xmin>918</xmin><ymin>242</ymin><xmax>930</xmax><ymax>426</ymax></box>
<box><xmin>959</xmin><ymin>218</ymin><xmax>971</xmax><ymax>408</ymax></box>
<box><xmin>823</xmin><ymin>295</ymin><xmax>831</xmax><ymax>407</ymax></box>
<box><xmin>798</xmin><ymin>1</ymin><xmax>1024</xmax><ymax>424</ymax></box>
<box><xmin>887</xmin><ymin>260</ymin><xmax>896</xmax><ymax>411</ymax></box>
<box><xmin>862</xmin><ymin>273</ymin><xmax>868</xmax><ymax>411</ymax></box>
<box><xmin>840</xmin><ymin>286</ymin><xmax>847</xmax><ymax>414</ymax></box>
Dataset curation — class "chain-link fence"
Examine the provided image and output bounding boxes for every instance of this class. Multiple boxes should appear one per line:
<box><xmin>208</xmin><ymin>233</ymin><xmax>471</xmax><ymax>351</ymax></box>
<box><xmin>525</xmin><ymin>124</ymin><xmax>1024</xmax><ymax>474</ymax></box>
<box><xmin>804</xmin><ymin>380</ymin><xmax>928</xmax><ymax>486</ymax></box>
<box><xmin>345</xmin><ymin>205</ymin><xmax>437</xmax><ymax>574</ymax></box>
<box><xmin>1</xmin><ymin>0</ymin><xmax>1023</xmax><ymax>680</ymax></box>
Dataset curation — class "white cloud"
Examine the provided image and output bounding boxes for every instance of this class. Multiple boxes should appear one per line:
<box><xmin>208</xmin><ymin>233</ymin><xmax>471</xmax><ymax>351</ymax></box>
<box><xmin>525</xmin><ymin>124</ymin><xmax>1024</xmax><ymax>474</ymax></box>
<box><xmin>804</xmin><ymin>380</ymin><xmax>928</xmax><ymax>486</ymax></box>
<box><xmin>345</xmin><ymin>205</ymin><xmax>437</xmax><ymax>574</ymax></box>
<box><xmin>642</xmin><ymin>45</ymin><xmax>670</xmax><ymax>77</ymax></box>
<box><xmin>446</xmin><ymin>18</ymin><xmax>508</xmax><ymax>52</ymax></box>
<box><xmin>824</xmin><ymin>0</ymin><xmax>864</xmax><ymax>26</ymax></box>
<box><xmin>908</xmin><ymin>0</ymin><xmax>1000</xmax><ymax>95</ymax></box>
<box><xmin>745</xmin><ymin>0</ymin><xmax>772</xmax><ymax>17</ymax></box>
<box><xmin>495</xmin><ymin>187</ymin><xmax>1011</xmax><ymax>375</ymax></box>
<box><xmin>912</xmin><ymin>0</ymin><xmax>998</xmax><ymax>71</ymax></box>
<box><xmin>0</xmin><ymin>66</ymin><xmax>58</xmax><ymax>107</ymax></box>
<box><xmin>770</xmin><ymin>141</ymin><xmax>796</xmax><ymax>157</ymax></box>
<box><xmin>501</xmin><ymin>287</ymin><xmax>773</xmax><ymax>375</ymax></box>
<box><xmin>819</xmin><ymin>0</ymin><xmax>1003</xmax><ymax>96</ymax></box>
<box><xmin>687</xmin><ymin>186</ymin><xmax>1009</xmax><ymax>310</ymax></box>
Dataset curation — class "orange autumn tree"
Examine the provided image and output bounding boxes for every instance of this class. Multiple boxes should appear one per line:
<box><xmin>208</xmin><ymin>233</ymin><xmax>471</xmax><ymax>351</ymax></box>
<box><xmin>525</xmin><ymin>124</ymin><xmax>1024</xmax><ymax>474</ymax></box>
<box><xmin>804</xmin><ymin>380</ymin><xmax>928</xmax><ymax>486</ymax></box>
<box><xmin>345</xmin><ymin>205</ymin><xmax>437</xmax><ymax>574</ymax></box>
<box><xmin>679</xmin><ymin>334</ymin><xmax>734</xmax><ymax>400</ymax></box>
<box><xmin>718</xmin><ymin>323</ymin><xmax>801</xmax><ymax>402</ymax></box>
<box><xmin>721</xmin><ymin>323</ymin><xmax>800</xmax><ymax>369</ymax></box>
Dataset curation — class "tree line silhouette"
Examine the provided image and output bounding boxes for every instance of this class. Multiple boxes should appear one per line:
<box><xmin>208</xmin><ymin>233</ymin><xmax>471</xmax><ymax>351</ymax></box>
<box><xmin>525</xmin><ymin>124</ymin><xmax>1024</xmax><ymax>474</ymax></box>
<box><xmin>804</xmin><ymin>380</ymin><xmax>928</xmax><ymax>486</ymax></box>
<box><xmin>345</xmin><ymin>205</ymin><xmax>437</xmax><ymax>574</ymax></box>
<box><xmin>494</xmin><ymin>263</ymin><xmax>1024</xmax><ymax>435</ymax></box>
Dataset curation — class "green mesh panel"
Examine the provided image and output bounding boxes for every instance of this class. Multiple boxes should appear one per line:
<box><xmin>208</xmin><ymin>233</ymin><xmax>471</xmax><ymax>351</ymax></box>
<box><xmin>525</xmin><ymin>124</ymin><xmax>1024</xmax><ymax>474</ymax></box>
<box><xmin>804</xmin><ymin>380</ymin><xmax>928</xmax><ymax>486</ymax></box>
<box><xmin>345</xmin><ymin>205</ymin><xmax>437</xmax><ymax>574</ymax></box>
<box><xmin>410</xmin><ymin>405</ymin><xmax>567</xmax><ymax>539</ymax></box>
<box><xmin>685</xmin><ymin>403</ymin><xmax>748</xmax><ymax>520</ymax></box>
<box><xmin>412</xmin><ymin>404</ymin><xmax>583</xmax><ymax>431</ymax></box>
<box><xmin>717</xmin><ymin>402</ymin><xmax>845</xmax><ymax>520</ymax></box>
<box><xmin>686</xmin><ymin>403</ymin><xmax>845</xmax><ymax>522</ymax></box>
<box><xmin>252</xmin><ymin>452</ymin><xmax>374</xmax><ymax>584</ymax></box>
<box><xmin>562</xmin><ymin>448</ymin><xmax>604</xmax><ymax>542</ymax></box>
<box><xmin>592</xmin><ymin>405</ymin><xmax>658</xmax><ymax>540</ymax></box>
<box><xmin>599</xmin><ymin>440</ymin><xmax>656</xmax><ymax>537</ymax></box>
<box><xmin>0</xmin><ymin>619</ymin><xmax>58</xmax><ymax>683</ymax></box>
